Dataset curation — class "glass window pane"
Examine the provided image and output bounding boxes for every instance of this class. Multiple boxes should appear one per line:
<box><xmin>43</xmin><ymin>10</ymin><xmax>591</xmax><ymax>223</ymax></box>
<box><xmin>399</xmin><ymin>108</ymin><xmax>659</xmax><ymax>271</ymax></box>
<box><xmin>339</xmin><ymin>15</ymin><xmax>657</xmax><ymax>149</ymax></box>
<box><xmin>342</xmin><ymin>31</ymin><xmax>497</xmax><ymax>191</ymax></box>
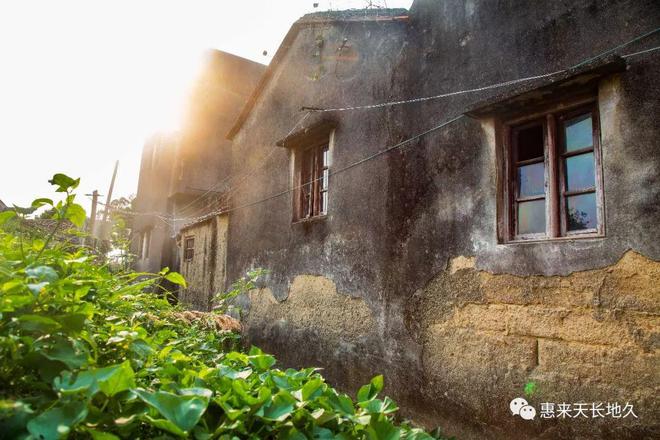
<box><xmin>565</xmin><ymin>152</ymin><xmax>595</xmax><ymax>191</ymax></box>
<box><xmin>564</xmin><ymin>114</ymin><xmax>593</xmax><ymax>152</ymax></box>
<box><xmin>323</xmin><ymin>148</ymin><xmax>329</xmax><ymax>166</ymax></box>
<box><xmin>516</xmin><ymin>124</ymin><xmax>544</xmax><ymax>161</ymax></box>
<box><xmin>517</xmin><ymin>199</ymin><xmax>546</xmax><ymax>235</ymax></box>
<box><xmin>322</xmin><ymin>169</ymin><xmax>329</xmax><ymax>190</ymax></box>
<box><xmin>321</xmin><ymin>191</ymin><xmax>328</xmax><ymax>214</ymax></box>
<box><xmin>567</xmin><ymin>192</ymin><xmax>597</xmax><ymax>231</ymax></box>
<box><xmin>517</xmin><ymin>162</ymin><xmax>545</xmax><ymax>197</ymax></box>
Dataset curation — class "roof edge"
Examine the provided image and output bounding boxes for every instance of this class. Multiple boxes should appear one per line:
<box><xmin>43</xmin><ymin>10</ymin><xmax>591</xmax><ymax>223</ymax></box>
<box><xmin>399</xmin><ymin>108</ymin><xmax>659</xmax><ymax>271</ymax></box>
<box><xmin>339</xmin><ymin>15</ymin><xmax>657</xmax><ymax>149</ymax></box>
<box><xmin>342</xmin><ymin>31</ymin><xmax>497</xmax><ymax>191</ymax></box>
<box><xmin>226</xmin><ymin>10</ymin><xmax>409</xmax><ymax>140</ymax></box>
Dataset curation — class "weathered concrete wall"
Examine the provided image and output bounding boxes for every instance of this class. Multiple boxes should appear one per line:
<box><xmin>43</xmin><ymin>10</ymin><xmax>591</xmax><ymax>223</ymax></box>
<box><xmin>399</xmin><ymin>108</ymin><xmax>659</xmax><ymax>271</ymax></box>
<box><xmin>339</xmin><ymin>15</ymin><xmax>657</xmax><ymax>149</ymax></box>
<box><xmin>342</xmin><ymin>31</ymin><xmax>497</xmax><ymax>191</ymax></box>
<box><xmin>225</xmin><ymin>2</ymin><xmax>660</xmax><ymax>438</ymax></box>
<box><xmin>132</xmin><ymin>51</ymin><xmax>264</xmax><ymax>274</ymax></box>
<box><xmin>179</xmin><ymin>215</ymin><xmax>228</xmax><ymax>310</ymax></box>
<box><xmin>246</xmin><ymin>275</ymin><xmax>380</xmax><ymax>393</ymax></box>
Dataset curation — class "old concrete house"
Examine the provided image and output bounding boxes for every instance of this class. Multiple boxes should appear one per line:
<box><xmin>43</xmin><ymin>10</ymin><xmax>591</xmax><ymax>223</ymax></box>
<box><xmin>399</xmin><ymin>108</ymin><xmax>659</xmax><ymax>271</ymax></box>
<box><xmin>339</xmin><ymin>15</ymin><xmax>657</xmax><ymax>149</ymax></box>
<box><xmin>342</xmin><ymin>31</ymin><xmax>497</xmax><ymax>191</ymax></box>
<box><xmin>131</xmin><ymin>50</ymin><xmax>265</xmax><ymax>274</ymax></box>
<box><xmin>139</xmin><ymin>1</ymin><xmax>660</xmax><ymax>438</ymax></box>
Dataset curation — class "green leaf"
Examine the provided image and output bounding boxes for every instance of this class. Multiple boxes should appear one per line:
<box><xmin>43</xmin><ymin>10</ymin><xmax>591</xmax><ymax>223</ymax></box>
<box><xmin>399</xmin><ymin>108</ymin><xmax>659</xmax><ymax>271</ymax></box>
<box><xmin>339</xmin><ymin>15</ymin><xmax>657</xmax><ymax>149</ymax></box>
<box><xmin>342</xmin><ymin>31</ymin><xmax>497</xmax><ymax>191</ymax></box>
<box><xmin>301</xmin><ymin>378</ymin><xmax>324</xmax><ymax>401</ymax></box>
<box><xmin>0</xmin><ymin>399</ymin><xmax>34</xmax><ymax>439</ymax></box>
<box><xmin>370</xmin><ymin>375</ymin><xmax>384</xmax><ymax>393</ymax></box>
<box><xmin>143</xmin><ymin>416</ymin><xmax>186</xmax><ymax>437</ymax></box>
<box><xmin>32</xmin><ymin>198</ymin><xmax>54</xmax><ymax>208</ymax></box>
<box><xmin>93</xmin><ymin>362</ymin><xmax>136</xmax><ymax>396</ymax></box>
<box><xmin>0</xmin><ymin>210</ymin><xmax>16</xmax><ymax>225</ymax></box>
<box><xmin>88</xmin><ymin>429</ymin><xmax>120</xmax><ymax>440</ymax></box>
<box><xmin>48</xmin><ymin>174</ymin><xmax>80</xmax><ymax>192</ymax></box>
<box><xmin>134</xmin><ymin>389</ymin><xmax>209</xmax><ymax>434</ymax></box>
<box><xmin>35</xmin><ymin>336</ymin><xmax>88</xmax><ymax>369</ymax></box>
<box><xmin>57</xmin><ymin>361</ymin><xmax>135</xmax><ymax>398</ymax></box>
<box><xmin>17</xmin><ymin>315</ymin><xmax>61</xmax><ymax>333</ymax></box>
<box><xmin>357</xmin><ymin>375</ymin><xmax>384</xmax><ymax>403</ymax></box>
<box><xmin>248</xmin><ymin>347</ymin><xmax>276</xmax><ymax>371</ymax></box>
<box><xmin>0</xmin><ymin>293</ymin><xmax>36</xmax><ymax>311</ymax></box>
<box><xmin>261</xmin><ymin>392</ymin><xmax>295</xmax><ymax>422</ymax></box>
<box><xmin>164</xmin><ymin>271</ymin><xmax>187</xmax><ymax>288</ymax></box>
<box><xmin>324</xmin><ymin>393</ymin><xmax>355</xmax><ymax>416</ymax></box>
<box><xmin>366</xmin><ymin>419</ymin><xmax>401</xmax><ymax>440</ymax></box>
<box><xmin>27</xmin><ymin>400</ymin><xmax>88</xmax><ymax>440</ymax></box>
<box><xmin>65</xmin><ymin>203</ymin><xmax>86</xmax><ymax>227</ymax></box>
<box><xmin>312</xmin><ymin>425</ymin><xmax>335</xmax><ymax>439</ymax></box>
<box><xmin>57</xmin><ymin>313</ymin><xmax>89</xmax><ymax>332</ymax></box>
<box><xmin>359</xmin><ymin>398</ymin><xmax>398</xmax><ymax>415</ymax></box>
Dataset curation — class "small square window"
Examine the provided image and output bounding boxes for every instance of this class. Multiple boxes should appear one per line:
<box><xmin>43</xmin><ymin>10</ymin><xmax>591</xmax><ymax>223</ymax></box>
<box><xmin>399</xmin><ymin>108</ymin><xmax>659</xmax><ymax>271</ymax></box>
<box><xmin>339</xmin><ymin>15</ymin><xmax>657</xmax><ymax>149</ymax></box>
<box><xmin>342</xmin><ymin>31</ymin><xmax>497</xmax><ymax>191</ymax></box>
<box><xmin>501</xmin><ymin>101</ymin><xmax>604</xmax><ymax>241</ymax></box>
<box><xmin>183</xmin><ymin>236</ymin><xmax>194</xmax><ymax>261</ymax></box>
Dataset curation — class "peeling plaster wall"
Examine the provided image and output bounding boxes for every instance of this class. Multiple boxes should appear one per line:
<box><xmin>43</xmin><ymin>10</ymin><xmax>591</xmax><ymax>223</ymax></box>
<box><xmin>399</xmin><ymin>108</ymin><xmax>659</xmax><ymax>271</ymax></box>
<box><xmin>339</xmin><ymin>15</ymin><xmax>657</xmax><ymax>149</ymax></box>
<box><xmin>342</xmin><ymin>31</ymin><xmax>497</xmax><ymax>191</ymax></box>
<box><xmin>405</xmin><ymin>251</ymin><xmax>659</xmax><ymax>439</ymax></box>
<box><xmin>226</xmin><ymin>1</ymin><xmax>660</xmax><ymax>438</ymax></box>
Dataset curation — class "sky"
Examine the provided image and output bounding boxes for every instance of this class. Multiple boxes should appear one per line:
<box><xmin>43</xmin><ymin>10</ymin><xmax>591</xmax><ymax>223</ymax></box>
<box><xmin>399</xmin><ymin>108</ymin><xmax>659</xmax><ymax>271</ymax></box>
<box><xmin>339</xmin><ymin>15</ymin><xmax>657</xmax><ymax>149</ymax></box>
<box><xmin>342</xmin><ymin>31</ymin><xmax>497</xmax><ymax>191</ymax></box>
<box><xmin>0</xmin><ymin>0</ymin><xmax>412</xmax><ymax>214</ymax></box>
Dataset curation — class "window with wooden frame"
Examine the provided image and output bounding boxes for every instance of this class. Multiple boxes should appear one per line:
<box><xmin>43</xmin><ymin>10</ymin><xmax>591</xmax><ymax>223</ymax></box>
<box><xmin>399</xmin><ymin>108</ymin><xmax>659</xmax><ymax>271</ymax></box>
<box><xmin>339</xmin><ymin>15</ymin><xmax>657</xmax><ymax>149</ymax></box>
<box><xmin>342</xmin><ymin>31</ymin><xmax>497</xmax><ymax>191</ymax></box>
<box><xmin>183</xmin><ymin>236</ymin><xmax>195</xmax><ymax>261</ymax></box>
<box><xmin>294</xmin><ymin>141</ymin><xmax>330</xmax><ymax>221</ymax></box>
<box><xmin>502</xmin><ymin>102</ymin><xmax>604</xmax><ymax>241</ymax></box>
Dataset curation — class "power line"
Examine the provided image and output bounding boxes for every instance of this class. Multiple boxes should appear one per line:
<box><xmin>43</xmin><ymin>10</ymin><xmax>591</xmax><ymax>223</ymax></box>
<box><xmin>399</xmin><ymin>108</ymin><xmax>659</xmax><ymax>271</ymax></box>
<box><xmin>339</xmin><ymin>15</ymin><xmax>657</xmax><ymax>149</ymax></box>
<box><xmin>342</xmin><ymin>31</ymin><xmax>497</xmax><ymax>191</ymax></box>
<box><xmin>301</xmin><ymin>26</ymin><xmax>660</xmax><ymax>113</ymax></box>
<box><xmin>175</xmin><ymin>114</ymin><xmax>464</xmax><ymax>227</ymax></box>
<box><xmin>621</xmin><ymin>45</ymin><xmax>660</xmax><ymax>58</ymax></box>
<box><xmin>173</xmin><ymin>111</ymin><xmax>312</xmax><ymax>219</ymax></box>
<box><xmin>133</xmin><ymin>31</ymin><xmax>660</xmax><ymax>226</ymax></box>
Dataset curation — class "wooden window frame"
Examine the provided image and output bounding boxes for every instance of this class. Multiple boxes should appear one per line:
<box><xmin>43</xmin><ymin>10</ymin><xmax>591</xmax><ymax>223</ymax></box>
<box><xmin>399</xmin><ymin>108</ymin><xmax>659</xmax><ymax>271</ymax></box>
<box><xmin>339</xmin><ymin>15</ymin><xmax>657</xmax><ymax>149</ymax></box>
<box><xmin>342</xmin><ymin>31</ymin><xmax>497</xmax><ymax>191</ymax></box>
<box><xmin>293</xmin><ymin>140</ymin><xmax>330</xmax><ymax>222</ymax></box>
<box><xmin>499</xmin><ymin>99</ymin><xmax>605</xmax><ymax>243</ymax></box>
<box><xmin>183</xmin><ymin>236</ymin><xmax>195</xmax><ymax>262</ymax></box>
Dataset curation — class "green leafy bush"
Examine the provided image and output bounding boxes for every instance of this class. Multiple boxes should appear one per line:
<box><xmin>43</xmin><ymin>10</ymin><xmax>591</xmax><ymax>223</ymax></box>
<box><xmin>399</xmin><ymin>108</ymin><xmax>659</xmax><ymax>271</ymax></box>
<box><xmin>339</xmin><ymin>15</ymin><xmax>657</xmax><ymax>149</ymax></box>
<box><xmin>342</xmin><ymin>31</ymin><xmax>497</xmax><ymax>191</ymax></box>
<box><xmin>0</xmin><ymin>175</ymin><xmax>443</xmax><ymax>439</ymax></box>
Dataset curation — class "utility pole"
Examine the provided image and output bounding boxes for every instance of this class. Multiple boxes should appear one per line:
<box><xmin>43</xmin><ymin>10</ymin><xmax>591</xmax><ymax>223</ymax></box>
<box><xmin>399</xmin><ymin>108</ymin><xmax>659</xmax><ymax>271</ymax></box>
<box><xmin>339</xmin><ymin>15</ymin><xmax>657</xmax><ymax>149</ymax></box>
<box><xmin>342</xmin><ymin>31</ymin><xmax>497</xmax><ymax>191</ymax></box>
<box><xmin>96</xmin><ymin>160</ymin><xmax>119</xmax><ymax>253</ymax></box>
<box><xmin>102</xmin><ymin>161</ymin><xmax>119</xmax><ymax>225</ymax></box>
<box><xmin>84</xmin><ymin>190</ymin><xmax>100</xmax><ymax>249</ymax></box>
<box><xmin>88</xmin><ymin>190</ymin><xmax>99</xmax><ymax>237</ymax></box>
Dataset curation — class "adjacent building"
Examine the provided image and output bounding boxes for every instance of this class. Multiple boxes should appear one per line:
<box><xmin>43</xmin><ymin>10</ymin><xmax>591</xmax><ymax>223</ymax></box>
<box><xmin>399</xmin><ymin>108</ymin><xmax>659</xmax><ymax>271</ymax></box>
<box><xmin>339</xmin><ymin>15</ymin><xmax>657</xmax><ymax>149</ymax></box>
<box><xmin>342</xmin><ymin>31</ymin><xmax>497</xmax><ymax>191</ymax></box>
<box><xmin>136</xmin><ymin>2</ymin><xmax>660</xmax><ymax>438</ymax></box>
<box><xmin>131</xmin><ymin>50</ymin><xmax>265</xmax><ymax>274</ymax></box>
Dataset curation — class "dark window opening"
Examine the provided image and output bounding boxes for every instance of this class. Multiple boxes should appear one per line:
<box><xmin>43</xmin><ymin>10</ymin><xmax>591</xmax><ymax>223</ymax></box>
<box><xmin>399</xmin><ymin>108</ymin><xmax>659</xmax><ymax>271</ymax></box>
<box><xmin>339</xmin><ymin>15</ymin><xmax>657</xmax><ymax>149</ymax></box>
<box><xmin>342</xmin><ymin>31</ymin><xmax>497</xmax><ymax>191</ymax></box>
<box><xmin>513</xmin><ymin>122</ymin><xmax>546</xmax><ymax>236</ymax></box>
<box><xmin>184</xmin><ymin>236</ymin><xmax>194</xmax><ymax>261</ymax></box>
<box><xmin>503</xmin><ymin>103</ymin><xmax>603</xmax><ymax>241</ymax></box>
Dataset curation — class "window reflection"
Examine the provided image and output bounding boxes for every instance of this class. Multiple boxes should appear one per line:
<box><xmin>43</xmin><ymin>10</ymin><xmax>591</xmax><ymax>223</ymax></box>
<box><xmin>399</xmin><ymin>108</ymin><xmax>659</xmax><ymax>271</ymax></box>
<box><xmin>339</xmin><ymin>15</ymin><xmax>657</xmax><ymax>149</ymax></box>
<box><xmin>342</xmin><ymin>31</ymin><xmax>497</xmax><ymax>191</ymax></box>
<box><xmin>567</xmin><ymin>193</ymin><xmax>597</xmax><ymax>230</ymax></box>
<box><xmin>518</xmin><ymin>199</ymin><xmax>546</xmax><ymax>235</ymax></box>
<box><xmin>564</xmin><ymin>114</ymin><xmax>593</xmax><ymax>152</ymax></box>
<box><xmin>565</xmin><ymin>152</ymin><xmax>595</xmax><ymax>191</ymax></box>
<box><xmin>518</xmin><ymin>162</ymin><xmax>545</xmax><ymax>197</ymax></box>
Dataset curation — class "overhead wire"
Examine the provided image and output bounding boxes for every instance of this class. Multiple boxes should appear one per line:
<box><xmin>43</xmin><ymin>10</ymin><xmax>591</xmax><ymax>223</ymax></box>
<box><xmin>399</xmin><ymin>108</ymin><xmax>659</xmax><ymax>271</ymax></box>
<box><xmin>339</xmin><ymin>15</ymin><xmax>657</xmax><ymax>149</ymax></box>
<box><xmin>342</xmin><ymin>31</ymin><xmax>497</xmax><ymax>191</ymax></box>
<box><xmin>172</xmin><ymin>111</ymin><xmax>312</xmax><ymax>220</ymax></box>
<box><xmin>301</xmin><ymin>26</ymin><xmax>660</xmax><ymax>113</ymax></box>
<box><xmin>132</xmin><ymin>27</ymin><xmax>660</xmax><ymax>226</ymax></box>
